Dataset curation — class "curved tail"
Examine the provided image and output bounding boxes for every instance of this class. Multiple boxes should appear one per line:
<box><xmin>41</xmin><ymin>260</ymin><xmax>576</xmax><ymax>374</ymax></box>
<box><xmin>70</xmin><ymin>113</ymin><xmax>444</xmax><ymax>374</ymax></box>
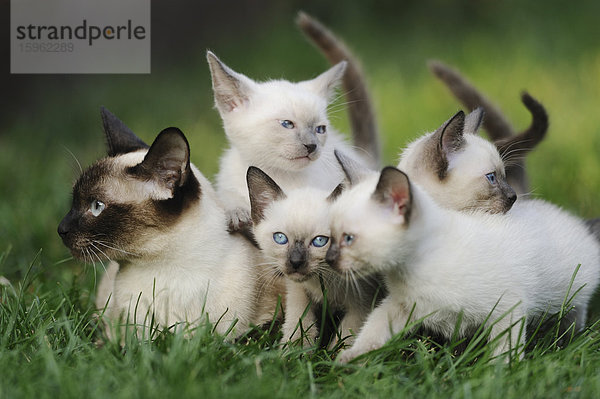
<box><xmin>495</xmin><ymin>92</ymin><xmax>549</xmax><ymax>161</ymax></box>
<box><xmin>429</xmin><ymin>60</ymin><xmax>549</xmax><ymax>194</ymax></box>
<box><xmin>297</xmin><ymin>11</ymin><xmax>380</xmax><ymax>168</ymax></box>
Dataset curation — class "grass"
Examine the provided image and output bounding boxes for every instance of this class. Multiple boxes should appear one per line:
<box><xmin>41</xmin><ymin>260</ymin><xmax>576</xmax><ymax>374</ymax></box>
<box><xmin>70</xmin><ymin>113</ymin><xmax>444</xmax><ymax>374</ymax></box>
<box><xmin>2</xmin><ymin>1</ymin><xmax>600</xmax><ymax>397</ymax></box>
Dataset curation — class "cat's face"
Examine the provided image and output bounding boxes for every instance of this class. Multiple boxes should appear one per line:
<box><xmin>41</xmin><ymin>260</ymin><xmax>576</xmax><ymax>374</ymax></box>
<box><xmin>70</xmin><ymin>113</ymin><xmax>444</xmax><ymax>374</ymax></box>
<box><xmin>58</xmin><ymin>109</ymin><xmax>199</xmax><ymax>263</ymax></box>
<box><xmin>247</xmin><ymin>167</ymin><xmax>334</xmax><ymax>282</ymax></box>
<box><xmin>399</xmin><ymin>110</ymin><xmax>516</xmax><ymax>214</ymax></box>
<box><xmin>207</xmin><ymin>51</ymin><xmax>346</xmax><ymax>172</ymax></box>
<box><xmin>326</xmin><ymin>167</ymin><xmax>413</xmax><ymax>275</ymax></box>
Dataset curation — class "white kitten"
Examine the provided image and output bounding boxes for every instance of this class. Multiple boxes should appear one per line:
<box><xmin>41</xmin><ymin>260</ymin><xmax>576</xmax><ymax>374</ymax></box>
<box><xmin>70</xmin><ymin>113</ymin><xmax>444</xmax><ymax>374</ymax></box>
<box><xmin>247</xmin><ymin>167</ymin><xmax>384</xmax><ymax>347</ymax></box>
<box><xmin>59</xmin><ymin>109</ymin><xmax>282</xmax><ymax>338</ymax></box>
<box><xmin>206</xmin><ymin>51</ymin><xmax>374</xmax><ymax>232</ymax></box>
<box><xmin>398</xmin><ymin>110</ymin><xmax>517</xmax><ymax>213</ymax></box>
<box><xmin>327</xmin><ymin>166</ymin><xmax>600</xmax><ymax>363</ymax></box>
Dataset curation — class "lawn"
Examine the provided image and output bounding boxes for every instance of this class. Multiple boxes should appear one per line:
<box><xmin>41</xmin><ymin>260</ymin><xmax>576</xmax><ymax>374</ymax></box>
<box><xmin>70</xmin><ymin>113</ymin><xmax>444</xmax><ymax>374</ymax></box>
<box><xmin>1</xmin><ymin>1</ymin><xmax>600</xmax><ymax>397</ymax></box>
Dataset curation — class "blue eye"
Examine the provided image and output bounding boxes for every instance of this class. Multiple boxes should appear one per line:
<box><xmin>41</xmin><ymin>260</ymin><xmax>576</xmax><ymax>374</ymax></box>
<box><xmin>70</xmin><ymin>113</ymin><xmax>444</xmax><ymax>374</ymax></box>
<box><xmin>311</xmin><ymin>236</ymin><xmax>329</xmax><ymax>248</ymax></box>
<box><xmin>315</xmin><ymin>125</ymin><xmax>326</xmax><ymax>134</ymax></box>
<box><xmin>485</xmin><ymin>172</ymin><xmax>497</xmax><ymax>185</ymax></box>
<box><xmin>273</xmin><ymin>232</ymin><xmax>288</xmax><ymax>245</ymax></box>
<box><xmin>342</xmin><ymin>233</ymin><xmax>355</xmax><ymax>246</ymax></box>
<box><xmin>280</xmin><ymin>120</ymin><xmax>295</xmax><ymax>129</ymax></box>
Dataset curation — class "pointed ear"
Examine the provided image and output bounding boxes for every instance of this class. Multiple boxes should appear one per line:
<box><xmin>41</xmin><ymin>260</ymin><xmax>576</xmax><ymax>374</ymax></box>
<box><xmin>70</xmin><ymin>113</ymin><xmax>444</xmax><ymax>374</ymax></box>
<box><xmin>464</xmin><ymin>107</ymin><xmax>484</xmax><ymax>134</ymax></box>
<box><xmin>101</xmin><ymin>107</ymin><xmax>149</xmax><ymax>156</ymax></box>
<box><xmin>206</xmin><ymin>51</ymin><xmax>255</xmax><ymax>113</ymax></box>
<box><xmin>326</xmin><ymin>183</ymin><xmax>344</xmax><ymax>203</ymax></box>
<box><xmin>304</xmin><ymin>61</ymin><xmax>347</xmax><ymax>102</ymax></box>
<box><xmin>428</xmin><ymin>111</ymin><xmax>466</xmax><ymax>179</ymax></box>
<box><xmin>334</xmin><ymin>149</ymin><xmax>371</xmax><ymax>186</ymax></box>
<box><xmin>247</xmin><ymin>167</ymin><xmax>286</xmax><ymax>225</ymax></box>
<box><xmin>372</xmin><ymin>167</ymin><xmax>412</xmax><ymax>223</ymax></box>
<box><xmin>129</xmin><ymin>127</ymin><xmax>191</xmax><ymax>195</ymax></box>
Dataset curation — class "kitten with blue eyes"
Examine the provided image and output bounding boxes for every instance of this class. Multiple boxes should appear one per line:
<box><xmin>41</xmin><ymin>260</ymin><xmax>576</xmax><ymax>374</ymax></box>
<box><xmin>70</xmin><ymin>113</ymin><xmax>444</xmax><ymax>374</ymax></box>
<box><xmin>207</xmin><ymin>49</ymin><xmax>378</xmax><ymax>234</ymax></box>
<box><xmin>326</xmin><ymin>166</ymin><xmax>600</xmax><ymax>363</ymax></box>
<box><xmin>398</xmin><ymin>109</ymin><xmax>518</xmax><ymax>214</ymax></box>
<box><xmin>58</xmin><ymin>108</ymin><xmax>283</xmax><ymax>338</ymax></box>
<box><xmin>247</xmin><ymin>166</ymin><xmax>385</xmax><ymax>347</ymax></box>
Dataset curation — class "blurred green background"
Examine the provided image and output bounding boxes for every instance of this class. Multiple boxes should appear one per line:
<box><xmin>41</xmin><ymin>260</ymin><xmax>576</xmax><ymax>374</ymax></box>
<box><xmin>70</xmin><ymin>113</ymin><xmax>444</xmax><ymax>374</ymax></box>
<box><xmin>1</xmin><ymin>0</ymin><xmax>599</xmax><ymax>286</ymax></box>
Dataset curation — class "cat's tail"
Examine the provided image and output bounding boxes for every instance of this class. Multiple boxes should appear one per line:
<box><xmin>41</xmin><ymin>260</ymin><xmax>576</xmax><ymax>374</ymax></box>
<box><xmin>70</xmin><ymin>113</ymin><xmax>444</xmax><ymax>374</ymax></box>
<box><xmin>494</xmin><ymin>92</ymin><xmax>549</xmax><ymax>164</ymax></box>
<box><xmin>297</xmin><ymin>11</ymin><xmax>380</xmax><ymax>168</ymax></box>
<box><xmin>428</xmin><ymin>60</ymin><xmax>549</xmax><ymax>194</ymax></box>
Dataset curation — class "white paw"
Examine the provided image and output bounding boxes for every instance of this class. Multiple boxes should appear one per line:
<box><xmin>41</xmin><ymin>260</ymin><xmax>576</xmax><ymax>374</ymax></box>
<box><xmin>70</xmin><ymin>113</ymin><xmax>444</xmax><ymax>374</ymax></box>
<box><xmin>226</xmin><ymin>208</ymin><xmax>253</xmax><ymax>233</ymax></box>
<box><xmin>337</xmin><ymin>347</ymin><xmax>364</xmax><ymax>364</ymax></box>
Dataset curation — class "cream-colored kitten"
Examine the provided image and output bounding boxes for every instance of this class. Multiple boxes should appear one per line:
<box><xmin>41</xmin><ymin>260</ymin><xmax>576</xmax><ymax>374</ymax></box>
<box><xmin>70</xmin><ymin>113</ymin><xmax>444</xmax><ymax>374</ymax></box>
<box><xmin>58</xmin><ymin>109</ymin><xmax>282</xmax><ymax>338</ymax></box>
<box><xmin>327</xmin><ymin>167</ymin><xmax>600</xmax><ymax>363</ymax></box>
<box><xmin>398</xmin><ymin>109</ymin><xmax>517</xmax><ymax>213</ymax></box>
<box><xmin>247</xmin><ymin>166</ymin><xmax>384</xmax><ymax>347</ymax></box>
<box><xmin>207</xmin><ymin>51</ymin><xmax>374</xmax><ymax>233</ymax></box>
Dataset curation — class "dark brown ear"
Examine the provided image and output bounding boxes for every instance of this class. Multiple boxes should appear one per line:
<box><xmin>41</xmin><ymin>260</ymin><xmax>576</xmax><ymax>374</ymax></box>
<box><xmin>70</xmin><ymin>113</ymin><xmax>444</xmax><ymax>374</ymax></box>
<box><xmin>246</xmin><ymin>167</ymin><xmax>286</xmax><ymax>225</ymax></box>
<box><xmin>101</xmin><ymin>107</ymin><xmax>149</xmax><ymax>156</ymax></box>
<box><xmin>464</xmin><ymin>107</ymin><xmax>484</xmax><ymax>134</ymax></box>
<box><xmin>372</xmin><ymin>167</ymin><xmax>412</xmax><ymax>223</ymax></box>
<box><xmin>429</xmin><ymin>111</ymin><xmax>466</xmax><ymax>179</ymax></box>
<box><xmin>206</xmin><ymin>51</ymin><xmax>254</xmax><ymax>113</ymax></box>
<box><xmin>334</xmin><ymin>149</ymin><xmax>371</xmax><ymax>186</ymax></box>
<box><xmin>129</xmin><ymin>127</ymin><xmax>191</xmax><ymax>195</ymax></box>
<box><xmin>326</xmin><ymin>183</ymin><xmax>344</xmax><ymax>203</ymax></box>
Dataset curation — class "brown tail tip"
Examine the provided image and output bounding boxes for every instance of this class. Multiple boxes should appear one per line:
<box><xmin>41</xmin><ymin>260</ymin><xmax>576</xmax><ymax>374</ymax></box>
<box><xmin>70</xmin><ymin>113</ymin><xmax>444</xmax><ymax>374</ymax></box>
<box><xmin>519</xmin><ymin>91</ymin><xmax>549</xmax><ymax>143</ymax></box>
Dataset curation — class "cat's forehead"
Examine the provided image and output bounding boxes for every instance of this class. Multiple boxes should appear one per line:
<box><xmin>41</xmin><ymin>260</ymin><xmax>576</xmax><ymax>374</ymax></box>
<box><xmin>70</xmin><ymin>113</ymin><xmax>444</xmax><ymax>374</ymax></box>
<box><xmin>262</xmin><ymin>188</ymin><xmax>331</xmax><ymax>235</ymax></box>
<box><xmin>451</xmin><ymin>135</ymin><xmax>504</xmax><ymax>174</ymax></box>
<box><xmin>254</xmin><ymin>80</ymin><xmax>328</xmax><ymax>117</ymax></box>
<box><xmin>73</xmin><ymin>150</ymin><xmax>150</xmax><ymax>202</ymax></box>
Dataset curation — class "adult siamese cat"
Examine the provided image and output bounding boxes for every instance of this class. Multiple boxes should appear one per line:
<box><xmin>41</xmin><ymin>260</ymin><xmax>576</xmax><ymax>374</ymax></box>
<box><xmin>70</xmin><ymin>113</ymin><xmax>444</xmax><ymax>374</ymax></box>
<box><xmin>326</xmin><ymin>166</ymin><xmax>600</xmax><ymax>363</ymax></box>
<box><xmin>57</xmin><ymin>108</ymin><xmax>282</xmax><ymax>338</ymax></box>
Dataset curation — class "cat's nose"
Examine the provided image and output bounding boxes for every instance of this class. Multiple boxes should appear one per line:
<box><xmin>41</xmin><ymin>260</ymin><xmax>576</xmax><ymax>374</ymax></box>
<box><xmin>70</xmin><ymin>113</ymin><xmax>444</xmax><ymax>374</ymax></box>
<box><xmin>508</xmin><ymin>193</ymin><xmax>517</xmax><ymax>205</ymax></box>
<box><xmin>304</xmin><ymin>144</ymin><xmax>317</xmax><ymax>154</ymax></box>
<box><xmin>288</xmin><ymin>242</ymin><xmax>307</xmax><ymax>270</ymax></box>
<box><xmin>57</xmin><ymin>222</ymin><xmax>69</xmax><ymax>238</ymax></box>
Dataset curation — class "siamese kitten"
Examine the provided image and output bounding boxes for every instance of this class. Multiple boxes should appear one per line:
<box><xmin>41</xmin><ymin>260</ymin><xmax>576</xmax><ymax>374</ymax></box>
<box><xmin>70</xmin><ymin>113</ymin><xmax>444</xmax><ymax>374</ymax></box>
<box><xmin>398</xmin><ymin>110</ymin><xmax>517</xmax><ymax>214</ymax></box>
<box><xmin>247</xmin><ymin>166</ymin><xmax>384</xmax><ymax>347</ymax></box>
<box><xmin>326</xmin><ymin>167</ymin><xmax>600</xmax><ymax>363</ymax></box>
<box><xmin>58</xmin><ymin>108</ymin><xmax>281</xmax><ymax>337</ymax></box>
<box><xmin>206</xmin><ymin>51</ymin><xmax>376</xmax><ymax>233</ymax></box>
<box><xmin>429</xmin><ymin>60</ymin><xmax>548</xmax><ymax>194</ymax></box>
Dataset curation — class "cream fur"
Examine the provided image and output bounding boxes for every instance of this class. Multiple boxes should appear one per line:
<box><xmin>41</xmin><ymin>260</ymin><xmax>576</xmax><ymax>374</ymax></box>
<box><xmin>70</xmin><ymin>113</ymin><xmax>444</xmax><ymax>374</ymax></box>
<box><xmin>95</xmin><ymin>153</ymin><xmax>265</xmax><ymax>338</ymax></box>
<box><xmin>329</xmin><ymin>171</ymin><xmax>600</xmax><ymax>363</ymax></box>
<box><xmin>253</xmin><ymin>186</ymin><xmax>383</xmax><ymax>347</ymax></box>
<box><xmin>207</xmin><ymin>52</ymin><xmax>372</xmax><ymax>227</ymax></box>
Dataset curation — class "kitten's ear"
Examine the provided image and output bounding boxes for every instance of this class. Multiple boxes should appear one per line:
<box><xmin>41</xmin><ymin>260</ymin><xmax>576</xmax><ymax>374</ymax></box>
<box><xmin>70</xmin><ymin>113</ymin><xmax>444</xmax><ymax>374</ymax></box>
<box><xmin>372</xmin><ymin>167</ymin><xmax>412</xmax><ymax>223</ymax></box>
<box><xmin>304</xmin><ymin>61</ymin><xmax>347</xmax><ymax>102</ymax></box>
<box><xmin>247</xmin><ymin>167</ymin><xmax>286</xmax><ymax>225</ymax></box>
<box><xmin>429</xmin><ymin>111</ymin><xmax>466</xmax><ymax>179</ymax></box>
<box><xmin>326</xmin><ymin>183</ymin><xmax>344</xmax><ymax>203</ymax></box>
<box><xmin>206</xmin><ymin>51</ymin><xmax>255</xmax><ymax>113</ymax></box>
<box><xmin>464</xmin><ymin>107</ymin><xmax>484</xmax><ymax>134</ymax></box>
<box><xmin>101</xmin><ymin>107</ymin><xmax>149</xmax><ymax>156</ymax></box>
<box><xmin>132</xmin><ymin>127</ymin><xmax>192</xmax><ymax>195</ymax></box>
<box><xmin>334</xmin><ymin>149</ymin><xmax>371</xmax><ymax>186</ymax></box>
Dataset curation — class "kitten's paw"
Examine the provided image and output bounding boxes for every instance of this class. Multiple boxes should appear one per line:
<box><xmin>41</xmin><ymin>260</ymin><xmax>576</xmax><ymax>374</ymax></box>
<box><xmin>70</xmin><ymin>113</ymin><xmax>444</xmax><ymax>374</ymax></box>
<box><xmin>337</xmin><ymin>347</ymin><xmax>365</xmax><ymax>364</ymax></box>
<box><xmin>226</xmin><ymin>208</ymin><xmax>253</xmax><ymax>234</ymax></box>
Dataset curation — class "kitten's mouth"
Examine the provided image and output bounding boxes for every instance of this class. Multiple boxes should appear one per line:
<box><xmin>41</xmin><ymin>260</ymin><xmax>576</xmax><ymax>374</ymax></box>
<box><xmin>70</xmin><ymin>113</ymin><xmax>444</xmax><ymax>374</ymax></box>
<box><xmin>285</xmin><ymin>271</ymin><xmax>312</xmax><ymax>283</ymax></box>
